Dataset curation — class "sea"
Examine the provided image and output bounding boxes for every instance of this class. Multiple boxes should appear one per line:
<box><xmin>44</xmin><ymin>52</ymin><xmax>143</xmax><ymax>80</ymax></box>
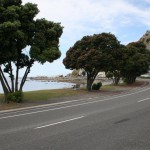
<box><xmin>0</xmin><ymin>79</ymin><xmax>75</xmax><ymax>93</ymax></box>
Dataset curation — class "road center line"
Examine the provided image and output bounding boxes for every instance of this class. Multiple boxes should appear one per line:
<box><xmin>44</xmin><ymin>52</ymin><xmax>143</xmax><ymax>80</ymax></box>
<box><xmin>35</xmin><ymin>116</ymin><xmax>85</xmax><ymax>129</ymax></box>
<box><xmin>138</xmin><ymin>98</ymin><xmax>150</xmax><ymax>103</ymax></box>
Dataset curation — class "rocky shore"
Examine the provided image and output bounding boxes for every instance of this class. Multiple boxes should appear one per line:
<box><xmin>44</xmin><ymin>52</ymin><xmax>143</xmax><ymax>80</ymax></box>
<box><xmin>28</xmin><ymin>76</ymin><xmax>112</xmax><ymax>85</ymax></box>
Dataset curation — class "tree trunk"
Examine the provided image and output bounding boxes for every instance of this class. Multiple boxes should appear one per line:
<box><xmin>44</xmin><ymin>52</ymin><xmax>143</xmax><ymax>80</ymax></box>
<box><xmin>87</xmin><ymin>78</ymin><xmax>93</xmax><ymax>91</ymax></box>
<box><xmin>131</xmin><ymin>76</ymin><xmax>136</xmax><ymax>83</ymax></box>
<box><xmin>114</xmin><ymin>76</ymin><xmax>120</xmax><ymax>85</ymax></box>
<box><xmin>15</xmin><ymin>64</ymin><xmax>19</xmax><ymax>92</ymax></box>
<box><xmin>15</xmin><ymin>49</ymin><xmax>22</xmax><ymax>92</ymax></box>
<box><xmin>19</xmin><ymin>67</ymin><xmax>30</xmax><ymax>91</ymax></box>
<box><xmin>86</xmin><ymin>71</ymin><xmax>98</xmax><ymax>91</ymax></box>
<box><xmin>0</xmin><ymin>73</ymin><xmax>9</xmax><ymax>93</ymax></box>
<box><xmin>125</xmin><ymin>74</ymin><xmax>136</xmax><ymax>84</ymax></box>
<box><xmin>0</xmin><ymin>66</ymin><xmax>11</xmax><ymax>92</ymax></box>
<box><xmin>8</xmin><ymin>62</ymin><xmax>14</xmax><ymax>92</ymax></box>
<box><xmin>112</xmin><ymin>77</ymin><xmax>115</xmax><ymax>84</ymax></box>
<box><xmin>0</xmin><ymin>70</ymin><xmax>9</xmax><ymax>102</ymax></box>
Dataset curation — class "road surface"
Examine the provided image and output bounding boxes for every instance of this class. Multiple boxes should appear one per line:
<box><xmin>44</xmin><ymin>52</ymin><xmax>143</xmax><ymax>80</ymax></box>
<box><xmin>0</xmin><ymin>85</ymin><xmax>150</xmax><ymax>150</ymax></box>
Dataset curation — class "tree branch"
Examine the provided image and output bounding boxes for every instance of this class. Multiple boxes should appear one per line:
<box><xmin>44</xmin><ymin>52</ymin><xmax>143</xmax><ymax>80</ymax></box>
<box><xmin>19</xmin><ymin>66</ymin><xmax>30</xmax><ymax>91</ymax></box>
<box><xmin>0</xmin><ymin>66</ymin><xmax>11</xmax><ymax>93</ymax></box>
<box><xmin>8</xmin><ymin>62</ymin><xmax>14</xmax><ymax>92</ymax></box>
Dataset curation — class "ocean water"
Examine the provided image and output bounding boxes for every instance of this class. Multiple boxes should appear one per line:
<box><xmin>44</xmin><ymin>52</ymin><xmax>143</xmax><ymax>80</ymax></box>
<box><xmin>0</xmin><ymin>80</ymin><xmax>75</xmax><ymax>93</ymax></box>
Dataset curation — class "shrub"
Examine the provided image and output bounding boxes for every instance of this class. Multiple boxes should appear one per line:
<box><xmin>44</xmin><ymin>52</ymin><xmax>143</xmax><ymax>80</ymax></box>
<box><xmin>92</xmin><ymin>82</ymin><xmax>102</xmax><ymax>90</ymax></box>
<box><xmin>7</xmin><ymin>91</ymin><xmax>23</xmax><ymax>103</ymax></box>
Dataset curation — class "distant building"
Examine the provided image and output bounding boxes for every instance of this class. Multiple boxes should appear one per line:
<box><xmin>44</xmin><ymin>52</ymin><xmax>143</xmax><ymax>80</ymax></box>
<box><xmin>97</xmin><ymin>72</ymin><xmax>106</xmax><ymax>77</ymax></box>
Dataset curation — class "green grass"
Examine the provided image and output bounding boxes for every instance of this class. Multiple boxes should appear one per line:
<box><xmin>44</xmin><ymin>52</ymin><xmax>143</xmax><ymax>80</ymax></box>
<box><xmin>0</xmin><ymin>89</ymin><xmax>88</xmax><ymax>110</ymax></box>
<box><xmin>0</xmin><ymin>94</ymin><xmax>4</xmax><ymax>102</ymax></box>
<box><xmin>101</xmin><ymin>84</ymin><xmax>121</xmax><ymax>91</ymax></box>
<box><xmin>23</xmin><ymin>88</ymin><xmax>87</xmax><ymax>101</ymax></box>
<box><xmin>0</xmin><ymin>81</ymin><xmax>145</xmax><ymax>111</ymax></box>
<box><xmin>0</xmin><ymin>81</ymin><xmax>140</xmax><ymax>102</ymax></box>
<box><xmin>0</xmin><ymin>89</ymin><xmax>87</xmax><ymax>102</ymax></box>
<box><xmin>101</xmin><ymin>83</ymin><xmax>126</xmax><ymax>91</ymax></box>
<box><xmin>101</xmin><ymin>80</ymin><xmax>145</xmax><ymax>91</ymax></box>
<box><xmin>0</xmin><ymin>80</ymin><xmax>145</xmax><ymax>104</ymax></box>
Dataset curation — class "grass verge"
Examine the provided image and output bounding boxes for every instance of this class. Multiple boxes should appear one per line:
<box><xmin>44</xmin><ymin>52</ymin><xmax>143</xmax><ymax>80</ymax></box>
<box><xmin>0</xmin><ymin>80</ymin><xmax>147</xmax><ymax>110</ymax></box>
<box><xmin>23</xmin><ymin>88</ymin><xmax>87</xmax><ymax>101</ymax></box>
<box><xmin>0</xmin><ymin>88</ymin><xmax>88</xmax><ymax>110</ymax></box>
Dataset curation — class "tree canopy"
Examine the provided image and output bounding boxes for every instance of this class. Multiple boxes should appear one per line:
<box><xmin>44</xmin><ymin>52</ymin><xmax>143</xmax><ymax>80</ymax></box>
<box><xmin>64</xmin><ymin>33</ymin><xmax>150</xmax><ymax>90</ymax></box>
<box><xmin>104</xmin><ymin>44</ymin><xmax>127</xmax><ymax>85</ymax></box>
<box><xmin>63</xmin><ymin>32</ymin><xmax>121</xmax><ymax>91</ymax></box>
<box><xmin>0</xmin><ymin>0</ymin><xmax>63</xmax><ymax>102</ymax></box>
<box><xmin>121</xmin><ymin>41</ymin><xmax>150</xmax><ymax>83</ymax></box>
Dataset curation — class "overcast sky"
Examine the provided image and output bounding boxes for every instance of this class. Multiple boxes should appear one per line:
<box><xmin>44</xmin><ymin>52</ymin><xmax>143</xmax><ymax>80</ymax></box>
<box><xmin>22</xmin><ymin>0</ymin><xmax>150</xmax><ymax>77</ymax></box>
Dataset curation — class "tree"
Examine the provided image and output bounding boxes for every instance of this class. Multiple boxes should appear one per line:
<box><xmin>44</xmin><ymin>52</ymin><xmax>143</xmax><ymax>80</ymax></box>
<box><xmin>105</xmin><ymin>70</ymin><xmax>121</xmax><ymax>85</ymax></box>
<box><xmin>105</xmin><ymin>44</ymin><xmax>126</xmax><ymax>85</ymax></box>
<box><xmin>63</xmin><ymin>33</ymin><xmax>120</xmax><ymax>91</ymax></box>
<box><xmin>0</xmin><ymin>0</ymin><xmax>63</xmax><ymax>102</ymax></box>
<box><xmin>121</xmin><ymin>41</ymin><xmax>150</xmax><ymax>84</ymax></box>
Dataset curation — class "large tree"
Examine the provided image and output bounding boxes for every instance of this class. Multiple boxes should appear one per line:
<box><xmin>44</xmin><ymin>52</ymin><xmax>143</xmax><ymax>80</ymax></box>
<box><xmin>105</xmin><ymin>44</ymin><xmax>126</xmax><ymax>85</ymax></box>
<box><xmin>63</xmin><ymin>33</ymin><xmax>120</xmax><ymax>91</ymax></box>
<box><xmin>121</xmin><ymin>41</ymin><xmax>150</xmax><ymax>84</ymax></box>
<box><xmin>0</xmin><ymin>0</ymin><xmax>63</xmax><ymax>102</ymax></box>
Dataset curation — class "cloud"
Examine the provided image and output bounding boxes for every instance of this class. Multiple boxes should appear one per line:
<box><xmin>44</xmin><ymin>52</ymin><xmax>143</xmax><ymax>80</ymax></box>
<box><xmin>23</xmin><ymin>0</ymin><xmax>150</xmax><ymax>37</ymax></box>
<box><xmin>21</xmin><ymin>0</ymin><xmax>150</xmax><ymax>76</ymax></box>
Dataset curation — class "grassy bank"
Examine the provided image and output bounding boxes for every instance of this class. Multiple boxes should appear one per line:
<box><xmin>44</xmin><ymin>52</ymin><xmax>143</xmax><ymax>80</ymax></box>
<box><xmin>0</xmin><ymin>81</ymin><xmax>145</xmax><ymax>102</ymax></box>
<box><xmin>0</xmin><ymin>94</ymin><xmax>4</xmax><ymax>102</ymax></box>
<box><xmin>23</xmin><ymin>88</ymin><xmax>88</xmax><ymax>101</ymax></box>
<box><xmin>0</xmin><ymin>88</ymin><xmax>88</xmax><ymax>103</ymax></box>
<box><xmin>0</xmin><ymin>88</ymin><xmax>88</xmax><ymax>110</ymax></box>
<box><xmin>0</xmin><ymin>86</ymin><xmax>117</xmax><ymax>103</ymax></box>
<box><xmin>0</xmin><ymin>80</ymin><xmax>147</xmax><ymax>111</ymax></box>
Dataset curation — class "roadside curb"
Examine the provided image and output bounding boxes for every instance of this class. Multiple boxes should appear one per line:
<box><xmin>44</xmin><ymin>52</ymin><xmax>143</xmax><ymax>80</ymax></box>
<box><xmin>0</xmin><ymin>99</ymin><xmax>84</xmax><ymax>113</ymax></box>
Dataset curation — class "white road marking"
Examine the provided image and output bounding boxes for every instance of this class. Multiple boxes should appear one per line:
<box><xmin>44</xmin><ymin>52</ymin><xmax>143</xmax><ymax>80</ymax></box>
<box><xmin>138</xmin><ymin>98</ymin><xmax>150</xmax><ymax>103</ymax></box>
<box><xmin>0</xmin><ymin>87</ymin><xmax>150</xmax><ymax>120</ymax></box>
<box><xmin>0</xmin><ymin>96</ymin><xmax>109</xmax><ymax>114</ymax></box>
<box><xmin>35</xmin><ymin>116</ymin><xmax>85</xmax><ymax>129</ymax></box>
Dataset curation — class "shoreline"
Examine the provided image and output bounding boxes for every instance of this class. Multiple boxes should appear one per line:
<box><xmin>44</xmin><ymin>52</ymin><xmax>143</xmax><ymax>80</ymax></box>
<box><xmin>28</xmin><ymin>76</ymin><xmax>112</xmax><ymax>85</ymax></box>
<box><xmin>0</xmin><ymin>79</ymin><xmax>149</xmax><ymax>112</ymax></box>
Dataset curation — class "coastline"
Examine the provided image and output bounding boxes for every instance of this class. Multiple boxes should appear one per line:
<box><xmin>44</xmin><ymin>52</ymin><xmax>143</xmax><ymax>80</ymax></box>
<box><xmin>28</xmin><ymin>76</ymin><xmax>112</xmax><ymax>85</ymax></box>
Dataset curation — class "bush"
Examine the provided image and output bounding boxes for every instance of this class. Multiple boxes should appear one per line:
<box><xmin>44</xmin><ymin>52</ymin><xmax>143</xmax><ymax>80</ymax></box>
<box><xmin>92</xmin><ymin>82</ymin><xmax>102</xmax><ymax>90</ymax></box>
<box><xmin>7</xmin><ymin>91</ymin><xmax>23</xmax><ymax>103</ymax></box>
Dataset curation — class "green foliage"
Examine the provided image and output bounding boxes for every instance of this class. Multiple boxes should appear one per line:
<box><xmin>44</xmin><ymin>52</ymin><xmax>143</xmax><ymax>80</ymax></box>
<box><xmin>121</xmin><ymin>41</ymin><xmax>150</xmax><ymax>84</ymax></box>
<box><xmin>0</xmin><ymin>0</ymin><xmax>63</xmax><ymax>101</ymax></box>
<box><xmin>63</xmin><ymin>32</ymin><xmax>120</xmax><ymax>91</ymax></box>
<box><xmin>0</xmin><ymin>1</ymin><xmax>62</xmax><ymax>65</ymax></box>
<box><xmin>82</xmin><ymin>71</ymin><xmax>86</xmax><ymax>76</ymax></box>
<box><xmin>106</xmin><ymin>71</ymin><xmax>113</xmax><ymax>79</ymax></box>
<box><xmin>106</xmin><ymin>70</ymin><xmax>121</xmax><ymax>85</ymax></box>
<box><xmin>7</xmin><ymin>91</ymin><xmax>23</xmax><ymax>103</ymax></box>
<box><xmin>92</xmin><ymin>82</ymin><xmax>102</xmax><ymax>90</ymax></box>
<box><xmin>30</xmin><ymin>19</ymin><xmax>62</xmax><ymax>63</ymax></box>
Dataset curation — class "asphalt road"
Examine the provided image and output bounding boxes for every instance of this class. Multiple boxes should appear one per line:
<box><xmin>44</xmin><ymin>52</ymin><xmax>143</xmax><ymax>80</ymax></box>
<box><xmin>0</xmin><ymin>85</ymin><xmax>150</xmax><ymax>150</ymax></box>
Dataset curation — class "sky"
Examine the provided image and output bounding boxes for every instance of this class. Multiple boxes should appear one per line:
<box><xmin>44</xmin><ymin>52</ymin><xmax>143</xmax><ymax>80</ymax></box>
<box><xmin>21</xmin><ymin>0</ymin><xmax>150</xmax><ymax>77</ymax></box>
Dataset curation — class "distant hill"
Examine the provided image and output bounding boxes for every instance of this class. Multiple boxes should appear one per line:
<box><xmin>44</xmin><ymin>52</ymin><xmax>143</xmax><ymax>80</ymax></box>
<box><xmin>139</xmin><ymin>30</ymin><xmax>150</xmax><ymax>50</ymax></box>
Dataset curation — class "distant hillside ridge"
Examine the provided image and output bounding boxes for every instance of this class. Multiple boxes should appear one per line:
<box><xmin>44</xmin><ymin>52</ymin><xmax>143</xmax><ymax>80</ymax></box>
<box><xmin>139</xmin><ymin>30</ymin><xmax>150</xmax><ymax>50</ymax></box>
